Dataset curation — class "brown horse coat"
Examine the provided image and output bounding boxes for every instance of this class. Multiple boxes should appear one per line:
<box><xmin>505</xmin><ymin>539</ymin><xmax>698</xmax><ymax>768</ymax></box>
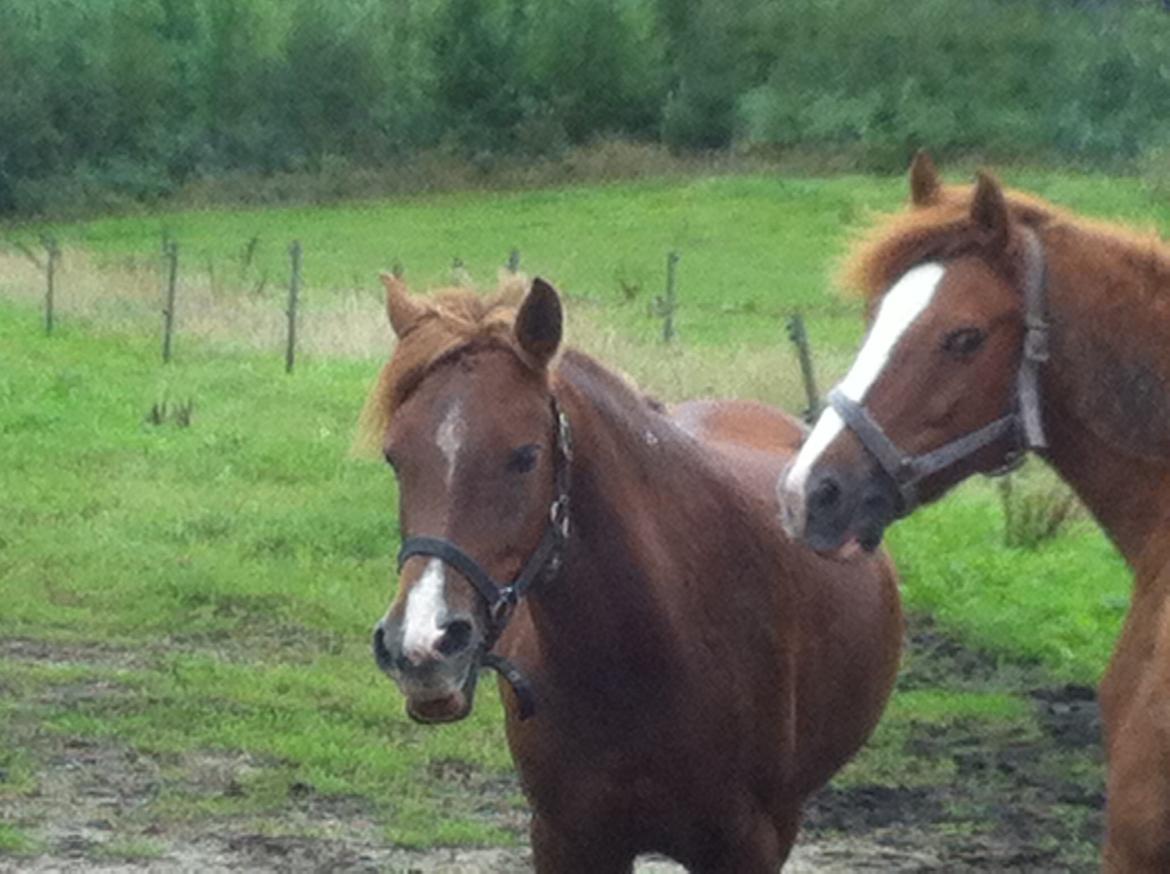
<box><xmin>367</xmin><ymin>278</ymin><xmax>902</xmax><ymax>872</ymax></box>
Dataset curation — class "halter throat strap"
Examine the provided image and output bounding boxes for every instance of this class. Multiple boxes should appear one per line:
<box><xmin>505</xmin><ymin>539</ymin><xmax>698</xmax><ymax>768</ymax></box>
<box><xmin>830</xmin><ymin>226</ymin><xmax>1050</xmax><ymax>514</ymax></box>
<box><xmin>394</xmin><ymin>395</ymin><xmax>572</xmax><ymax>720</ymax></box>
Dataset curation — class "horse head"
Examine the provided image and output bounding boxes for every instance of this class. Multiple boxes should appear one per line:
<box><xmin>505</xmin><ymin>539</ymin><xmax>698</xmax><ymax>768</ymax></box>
<box><xmin>368</xmin><ymin>273</ymin><xmax>567</xmax><ymax>723</ymax></box>
<box><xmin>780</xmin><ymin>155</ymin><xmax>1048</xmax><ymax>558</ymax></box>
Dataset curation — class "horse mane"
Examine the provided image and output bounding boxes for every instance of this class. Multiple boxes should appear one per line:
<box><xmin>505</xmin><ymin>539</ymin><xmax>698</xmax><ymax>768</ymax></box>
<box><xmin>840</xmin><ymin>182</ymin><xmax>1170</xmax><ymax>302</ymax></box>
<box><xmin>554</xmin><ymin>347</ymin><xmax>664</xmax><ymax>437</ymax></box>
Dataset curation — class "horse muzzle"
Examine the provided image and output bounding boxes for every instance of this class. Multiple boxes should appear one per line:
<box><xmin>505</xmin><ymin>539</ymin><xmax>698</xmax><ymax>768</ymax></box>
<box><xmin>780</xmin><ymin>462</ymin><xmax>899</xmax><ymax>560</ymax></box>
<box><xmin>372</xmin><ymin>617</ymin><xmax>481</xmax><ymax>724</ymax></box>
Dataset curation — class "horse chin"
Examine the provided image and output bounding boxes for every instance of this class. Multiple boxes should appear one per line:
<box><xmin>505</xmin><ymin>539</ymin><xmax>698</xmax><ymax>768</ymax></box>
<box><xmin>828</xmin><ymin>537</ymin><xmax>867</xmax><ymax>562</ymax></box>
<box><xmin>404</xmin><ymin>668</ymin><xmax>478</xmax><ymax>725</ymax></box>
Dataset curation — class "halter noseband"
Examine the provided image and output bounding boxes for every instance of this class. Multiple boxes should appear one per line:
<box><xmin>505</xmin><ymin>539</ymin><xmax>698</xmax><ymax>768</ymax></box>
<box><xmin>394</xmin><ymin>396</ymin><xmax>572</xmax><ymax>720</ymax></box>
<box><xmin>829</xmin><ymin>227</ymin><xmax>1050</xmax><ymax>514</ymax></box>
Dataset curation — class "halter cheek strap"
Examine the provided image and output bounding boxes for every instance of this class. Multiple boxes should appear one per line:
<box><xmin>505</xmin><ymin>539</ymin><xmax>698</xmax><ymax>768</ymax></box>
<box><xmin>394</xmin><ymin>397</ymin><xmax>572</xmax><ymax>721</ymax></box>
<box><xmin>830</xmin><ymin>226</ymin><xmax>1050</xmax><ymax>514</ymax></box>
<box><xmin>1017</xmin><ymin>227</ymin><xmax>1050</xmax><ymax>450</ymax></box>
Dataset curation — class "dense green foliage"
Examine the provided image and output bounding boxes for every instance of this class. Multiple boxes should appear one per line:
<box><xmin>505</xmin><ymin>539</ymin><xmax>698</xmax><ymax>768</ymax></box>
<box><xmin>4</xmin><ymin>0</ymin><xmax>1170</xmax><ymax>215</ymax></box>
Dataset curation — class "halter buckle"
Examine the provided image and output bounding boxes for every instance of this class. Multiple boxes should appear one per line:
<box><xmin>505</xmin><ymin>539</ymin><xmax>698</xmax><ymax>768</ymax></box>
<box><xmin>549</xmin><ymin>495</ymin><xmax>571</xmax><ymax>540</ymax></box>
<box><xmin>1024</xmin><ymin>322</ymin><xmax>1050</xmax><ymax>363</ymax></box>
<box><xmin>491</xmin><ymin>588</ymin><xmax>518</xmax><ymax>626</ymax></box>
<box><xmin>556</xmin><ymin>410</ymin><xmax>573</xmax><ymax>459</ymax></box>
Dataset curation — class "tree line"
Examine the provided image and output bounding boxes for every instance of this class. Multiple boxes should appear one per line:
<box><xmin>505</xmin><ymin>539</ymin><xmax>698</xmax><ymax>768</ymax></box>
<box><xmin>3</xmin><ymin>0</ymin><xmax>1170</xmax><ymax>216</ymax></box>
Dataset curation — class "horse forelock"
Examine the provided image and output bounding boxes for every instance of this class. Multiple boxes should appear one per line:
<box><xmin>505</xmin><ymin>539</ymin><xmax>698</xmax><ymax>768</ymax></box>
<box><xmin>839</xmin><ymin>187</ymin><xmax>1053</xmax><ymax>302</ymax></box>
<box><xmin>354</xmin><ymin>281</ymin><xmax>541</xmax><ymax>456</ymax></box>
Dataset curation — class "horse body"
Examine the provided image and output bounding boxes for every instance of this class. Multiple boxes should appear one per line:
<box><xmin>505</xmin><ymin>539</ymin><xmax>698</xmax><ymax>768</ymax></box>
<box><xmin>781</xmin><ymin>154</ymin><xmax>1170</xmax><ymax>871</ymax></box>
<box><xmin>1035</xmin><ymin>232</ymin><xmax>1170</xmax><ymax>873</ymax></box>
<box><xmin>366</xmin><ymin>276</ymin><xmax>901</xmax><ymax>872</ymax></box>
<box><xmin>501</xmin><ymin>356</ymin><xmax>901</xmax><ymax>871</ymax></box>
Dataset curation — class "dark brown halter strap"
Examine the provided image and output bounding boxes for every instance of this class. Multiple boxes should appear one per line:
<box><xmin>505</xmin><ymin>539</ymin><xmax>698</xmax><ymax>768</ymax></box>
<box><xmin>830</xmin><ymin>226</ymin><xmax>1050</xmax><ymax>514</ymax></box>
<box><xmin>394</xmin><ymin>396</ymin><xmax>572</xmax><ymax>720</ymax></box>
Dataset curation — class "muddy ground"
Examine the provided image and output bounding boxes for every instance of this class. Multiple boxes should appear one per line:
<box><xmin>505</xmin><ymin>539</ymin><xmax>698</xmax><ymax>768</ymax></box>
<box><xmin>0</xmin><ymin>616</ymin><xmax>1104</xmax><ymax>873</ymax></box>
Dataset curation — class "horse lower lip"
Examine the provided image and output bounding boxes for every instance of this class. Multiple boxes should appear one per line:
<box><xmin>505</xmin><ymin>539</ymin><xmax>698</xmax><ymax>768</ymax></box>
<box><xmin>830</xmin><ymin>538</ymin><xmax>865</xmax><ymax>562</ymax></box>
<box><xmin>407</xmin><ymin>690</ymin><xmax>468</xmax><ymax>723</ymax></box>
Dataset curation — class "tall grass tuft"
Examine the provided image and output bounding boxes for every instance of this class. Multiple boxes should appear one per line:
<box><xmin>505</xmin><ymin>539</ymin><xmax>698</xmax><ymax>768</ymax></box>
<box><xmin>997</xmin><ymin>470</ymin><xmax>1082</xmax><ymax>550</ymax></box>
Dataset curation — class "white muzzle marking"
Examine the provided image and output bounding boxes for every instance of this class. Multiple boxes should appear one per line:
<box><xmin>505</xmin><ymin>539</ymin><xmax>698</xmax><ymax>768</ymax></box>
<box><xmin>401</xmin><ymin>559</ymin><xmax>449</xmax><ymax>664</ymax></box>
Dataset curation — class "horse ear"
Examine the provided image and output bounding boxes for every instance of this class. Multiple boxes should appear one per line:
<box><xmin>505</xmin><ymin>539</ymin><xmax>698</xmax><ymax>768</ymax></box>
<box><xmin>514</xmin><ymin>277</ymin><xmax>563</xmax><ymax>369</ymax></box>
<box><xmin>909</xmin><ymin>150</ymin><xmax>941</xmax><ymax>207</ymax></box>
<box><xmin>380</xmin><ymin>272</ymin><xmax>424</xmax><ymax>338</ymax></box>
<box><xmin>970</xmin><ymin>171</ymin><xmax>1010</xmax><ymax>250</ymax></box>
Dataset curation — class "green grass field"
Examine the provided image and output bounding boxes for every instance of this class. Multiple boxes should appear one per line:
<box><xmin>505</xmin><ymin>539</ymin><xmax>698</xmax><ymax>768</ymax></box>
<box><xmin>0</xmin><ymin>169</ymin><xmax>1143</xmax><ymax>864</ymax></box>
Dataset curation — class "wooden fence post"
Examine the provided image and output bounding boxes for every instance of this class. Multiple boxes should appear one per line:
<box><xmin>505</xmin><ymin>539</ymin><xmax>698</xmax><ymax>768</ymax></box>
<box><xmin>286</xmin><ymin>241</ymin><xmax>302</xmax><ymax>374</ymax></box>
<box><xmin>451</xmin><ymin>256</ymin><xmax>470</xmax><ymax>286</ymax></box>
<box><xmin>662</xmin><ymin>251</ymin><xmax>680</xmax><ymax>343</ymax></box>
<box><xmin>785</xmin><ymin>313</ymin><xmax>822</xmax><ymax>424</ymax></box>
<box><xmin>41</xmin><ymin>235</ymin><xmax>59</xmax><ymax>336</ymax></box>
<box><xmin>161</xmin><ymin>240</ymin><xmax>179</xmax><ymax>364</ymax></box>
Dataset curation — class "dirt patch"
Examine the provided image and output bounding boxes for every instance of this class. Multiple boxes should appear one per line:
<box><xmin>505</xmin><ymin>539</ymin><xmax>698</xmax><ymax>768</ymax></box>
<box><xmin>801</xmin><ymin>615</ymin><xmax>1104</xmax><ymax>871</ymax></box>
<box><xmin>1</xmin><ymin>616</ymin><xmax>1105</xmax><ymax>872</ymax></box>
<box><xmin>0</xmin><ymin>638</ymin><xmax>147</xmax><ymax>670</ymax></box>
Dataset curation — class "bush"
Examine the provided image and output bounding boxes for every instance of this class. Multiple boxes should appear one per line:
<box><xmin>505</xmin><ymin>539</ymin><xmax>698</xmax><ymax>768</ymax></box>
<box><xmin>997</xmin><ymin>472</ymin><xmax>1083</xmax><ymax>551</ymax></box>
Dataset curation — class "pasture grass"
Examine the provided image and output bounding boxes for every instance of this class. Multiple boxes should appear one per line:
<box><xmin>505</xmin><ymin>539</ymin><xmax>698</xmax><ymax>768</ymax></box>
<box><xmin>0</xmin><ymin>823</ymin><xmax>36</xmax><ymax>854</ymax></box>
<box><xmin>0</xmin><ymin>308</ymin><xmax>515</xmax><ymax>849</ymax></box>
<box><xmin>0</xmin><ymin>167</ymin><xmax>1146</xmax><ymax>856</ymax></box>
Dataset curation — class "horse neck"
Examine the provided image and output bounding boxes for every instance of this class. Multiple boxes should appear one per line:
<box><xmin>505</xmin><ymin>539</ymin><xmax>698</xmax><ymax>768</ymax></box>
<box><xmin>518</xmin><ymin>356</ymin><xmax>697</xmax><ymax>688</ymax></box>
<box><xmin>1038</xmin><ymin>228</ymin><xmax>1170</xmax><ymax>570</ymax></box>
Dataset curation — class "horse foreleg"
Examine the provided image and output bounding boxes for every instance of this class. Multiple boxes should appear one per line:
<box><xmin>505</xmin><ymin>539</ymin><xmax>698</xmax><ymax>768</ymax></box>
<box><xmin>530</xmin><ymin>815</ymin><xmax>634</xmax><ymax>874</ymax></box>
<box><xmin>692</xmin><ymin>812</ymin><xmax>795</xmax><ymax>874</ymax></box>
<box><xmin>1101</xmin><ymin>593</ymin><xmax>1170</xmax><ymax>872</ymax></box>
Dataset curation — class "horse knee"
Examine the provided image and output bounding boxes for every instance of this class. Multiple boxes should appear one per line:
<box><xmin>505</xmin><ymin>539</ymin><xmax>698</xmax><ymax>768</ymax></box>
<box><xmin>530</xmin><ymin>816</ymin><xmax>633</xmax><ymax>874</ymax></box>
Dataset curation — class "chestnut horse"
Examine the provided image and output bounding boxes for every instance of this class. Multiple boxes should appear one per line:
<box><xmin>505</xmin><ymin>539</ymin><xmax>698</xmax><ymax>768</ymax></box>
<box><xmin>780</xmin><ymin>153</ymin><xmax>1170</xmax><ymax>871</ymax></box>
<box><xmin>363</xmin><ymin>273</ymin><xmax>901</xmax><ymax>872</ymax></box>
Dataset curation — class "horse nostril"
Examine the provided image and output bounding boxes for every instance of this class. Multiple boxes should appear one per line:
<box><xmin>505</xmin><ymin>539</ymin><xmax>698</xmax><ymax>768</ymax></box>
<box><xmin>372</xmin><ymin>622</ymin><xmax>394</xmax><ymax>672</ymax></box>
<box><xmin>810</xmin><ymin>475</ymin><xmax>841</xmax><ymax>511</ymax></box>
<box><xmin>436</xmin><ymin>618</ymin><xmax>474</xmax><ymax>657</ymax></box>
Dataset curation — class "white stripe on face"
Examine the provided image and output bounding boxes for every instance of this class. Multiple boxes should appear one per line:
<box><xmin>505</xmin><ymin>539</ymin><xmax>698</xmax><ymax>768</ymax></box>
<box><xmin>401</xmin><ymin>559</ymin><xmax>448</xmax><ymax>663</ymax></box>
<box><xmin>837</xmin><ymin>262</ymin><xmax>946</xmax><ymax>402</ymax></box>
<box><xmin>783</xmin><ymin>263</ymin><xmax>946</xmax><ymax>507</ymax></box>
<box><xmin>436</xmin><ymin>400</ymin><xmax>466</xmax><ymax>486</ymax></box>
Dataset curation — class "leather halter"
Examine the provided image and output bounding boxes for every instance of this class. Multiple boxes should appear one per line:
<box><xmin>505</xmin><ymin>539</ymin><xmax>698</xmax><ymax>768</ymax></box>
<box><xmin>828</xmin><ymin>227</ymin><xmax>1050</xmax><ymax>514</ymax></box>
<box><xmin>394</xmin><ymin>396</ymin><xmax>572</xmax><ymax>720</ymax></box>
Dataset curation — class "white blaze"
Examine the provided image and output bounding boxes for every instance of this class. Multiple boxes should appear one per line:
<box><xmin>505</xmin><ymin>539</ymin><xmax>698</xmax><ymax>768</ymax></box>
<box><xmin>436</xmin><ymin>400</ymin><xmax>466</xmax><ymax>486</ymax></box>
<box><xmin>401</xmin><ymin>559</ymin><xmax>448</xmax><ymax>662</ymax></box>
<box><xmin>783</xmin><ymin>262</ymin><xmax>946</xmax><ymax>509</ymax></box>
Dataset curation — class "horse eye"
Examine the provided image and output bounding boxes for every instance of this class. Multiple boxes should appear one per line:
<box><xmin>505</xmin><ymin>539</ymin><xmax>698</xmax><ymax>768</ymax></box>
<box><xmin>506</xmin><ymin>444</ymin><xmax>540</xmax><ymax>474</ymax></box>
<box><xmin>941</xmin><ymin>327</ymin><xmax>986</xmax><ymax>359</ymax></box>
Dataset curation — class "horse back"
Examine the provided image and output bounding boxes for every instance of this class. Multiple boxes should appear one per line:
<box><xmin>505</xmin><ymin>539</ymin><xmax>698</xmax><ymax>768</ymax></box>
<box><xmin>671</xmin><ymin>398</ymin><xmax>805</xmax><ymax>465</ymax></box>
